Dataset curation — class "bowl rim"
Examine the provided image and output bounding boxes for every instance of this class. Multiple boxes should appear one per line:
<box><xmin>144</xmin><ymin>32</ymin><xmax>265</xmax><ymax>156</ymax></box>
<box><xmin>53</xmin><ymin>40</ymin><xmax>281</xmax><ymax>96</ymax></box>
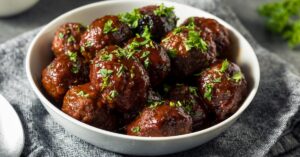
<box><xmin>25</xmin><ymin>0</ymin><xmax>260</xmax><ymax>141</ymax></box>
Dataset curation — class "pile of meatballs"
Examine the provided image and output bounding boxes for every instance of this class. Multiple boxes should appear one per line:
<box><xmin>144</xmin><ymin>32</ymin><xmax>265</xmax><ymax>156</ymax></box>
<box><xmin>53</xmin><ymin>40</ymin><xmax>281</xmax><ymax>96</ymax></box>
<box><xmin>42</xmin><ymin>4</ymin><xmax>247</xmax><ymax>137</ymax></box>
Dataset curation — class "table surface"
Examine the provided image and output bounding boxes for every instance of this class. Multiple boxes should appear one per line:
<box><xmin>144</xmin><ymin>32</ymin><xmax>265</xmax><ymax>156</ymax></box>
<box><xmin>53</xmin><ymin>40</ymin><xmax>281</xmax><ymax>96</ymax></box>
<box><xmin>0</xmin><ymin>0</ymin><xmax>299</xmax><ymax>156</ymax></box>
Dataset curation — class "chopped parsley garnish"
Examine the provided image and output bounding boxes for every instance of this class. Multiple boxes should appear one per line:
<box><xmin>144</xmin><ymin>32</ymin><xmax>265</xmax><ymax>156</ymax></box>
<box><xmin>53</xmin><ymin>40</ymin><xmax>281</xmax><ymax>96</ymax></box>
<box><xmin>71</xmin><ymin>65</ymin><xmax>80</xmax><ymax>74</ymax></box>
<box><xmin>119</xmin><ymin>9</ymin><xmax>142</xmax><ymax>28</ymax></box>
<box><xmin>212</xmin><ymin>77</ymin><xmax>222</xmax><ymax>83</ymax></box>
<box><xmin>80</xmin><ymin>46</ymin><xmax>85</xmax><ymax>52</ymax></box>
<box><xmin>58</xmin><ymin>32</ymin><xmax>64</xmax><ymax>39</ymax></box>
<box><xmin>108</xmin><ymin>90</ymin><xmax>118</xmax><ymax>100</ymax></box>
<box><xmin>103</xmin><ymin>19</ymin><xmax>118</xmax><ymax>34</ymax></box>
<box><xmin>144</xmin><ymin>57</ymin><xmax>150</xmax><ymax>68</ymax></box>
<box><xmin>131</xmin><ymin>126</ymin><xmax>141</xmax><ymax>133</ymax></box>
<box><xmin>149</xmin><ymin>101</ymin><xmax>164</xmax><ymax>109</ymax></box>
<box><xmin>167</xmin><ymin>49</ymin><xmax>177</xmax><ymax>58</ymax></box>
<box><xmin>169</xmin><ymin>101</ymin><xmax>176</xmax><ymax>107</ymax></box>
<box><xmin>100</xmin><ymin>54</ymin><xmax>113</xmax><ymax>61</ymax></box>
<box><xmin>85</xmin><ymin>40</ymin><xmax>93</xmax><ymax>47</ymax></box>
<box><xmin>169</xmin><ymin>101</ymin><xmax>183</xmax><ymax>107</ymax></box>
<box><xmin>184</xmin><ymin>30</ymin><xmax>208</xmax><ymax>52</ymax></box>
<box><xmin>173</xmin><ymin>27</ymin><xmax>182</xmax><ymax>34</ymax></box>
<box><xmin>98</xmin><ymin>68</ymin><xmax>113</xmax><ymax>77</ymax></box>
<box><xmin>141</xmin><ymin>51</ymin><xmax>150</xmax><ymax>58</ymax></box>
<box><xmin>141</xmin><ymin>26</ymin><xmax>152</xmax><ymax>40</ymax></box>
<box><xmin>188</xmin><ymin>86</ymin><xmax>198</xmax><ymax>96</ymax></box>
<box><xmin>204</xmin><ymin>83</ymin><xmax>213</xmax><ymax>101</ymax></box>
<box><xmin>232</xmin><ymin>71</ymin><xmax>243</xmax><ymax>82</ymax></box>
<box><xmin>117</xmin><ymin>64</ymin><xmax>125</xmax><ymax>77</ymax></box>
<box><xmin>67</xmin><ymin>51</ymin><xmax>77</xmax><ymax>62</ymax></box>
<box><xmin>220</xmin><ymin>59</ymin><xmax>229</xmax><ymax>73</ymax></box>
<box><xmin>153</xmin><ymin>4</ymin><xmax>175</xmax><ymax>17</ymax></box>
<box><xmin>77</xmin><ymin>90</ymin><xmax>89</xmax><ymax>97</ymax></box>
<box><xmin>67</xmin><ymin>35</ymin><xmax>76</xmax><ymax>43</ymax></box>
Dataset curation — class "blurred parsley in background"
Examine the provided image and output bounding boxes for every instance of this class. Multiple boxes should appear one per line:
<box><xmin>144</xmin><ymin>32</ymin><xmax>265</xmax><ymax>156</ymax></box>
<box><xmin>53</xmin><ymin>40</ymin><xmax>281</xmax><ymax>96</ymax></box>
<box><xmin>258</xmin><ymin>0</ymin><xmax>300</xmax><ymax>48</ymax></box>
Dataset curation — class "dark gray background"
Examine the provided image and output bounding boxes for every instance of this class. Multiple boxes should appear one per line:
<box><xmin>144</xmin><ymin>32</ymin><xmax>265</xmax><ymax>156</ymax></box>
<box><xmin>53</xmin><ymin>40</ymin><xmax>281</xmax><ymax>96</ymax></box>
<box><xmin>0</xmin><ymin>0</ymin><xmax>299</xmax><ymax>156</ymax></box>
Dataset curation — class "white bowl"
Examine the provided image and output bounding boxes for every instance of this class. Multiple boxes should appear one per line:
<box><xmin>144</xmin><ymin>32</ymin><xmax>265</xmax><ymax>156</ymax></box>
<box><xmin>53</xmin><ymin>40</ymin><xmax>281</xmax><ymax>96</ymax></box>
<box><xmin>0</xmin><ymin>0</ymin><xmax>39</xmax><ymax>17</ymax></box>
<box><xmin>25</xmin><ymin>0</ymin><xmax>260</xmax><ymax>155</ymax></box>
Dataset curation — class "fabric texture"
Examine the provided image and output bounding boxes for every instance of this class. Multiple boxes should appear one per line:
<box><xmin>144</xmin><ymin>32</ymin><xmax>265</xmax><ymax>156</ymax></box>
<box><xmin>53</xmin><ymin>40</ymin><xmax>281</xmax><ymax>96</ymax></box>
<box><xmin>0</xmin><ymin>0</ymin><xmax>299</xmax><ymax>156</ymax></box>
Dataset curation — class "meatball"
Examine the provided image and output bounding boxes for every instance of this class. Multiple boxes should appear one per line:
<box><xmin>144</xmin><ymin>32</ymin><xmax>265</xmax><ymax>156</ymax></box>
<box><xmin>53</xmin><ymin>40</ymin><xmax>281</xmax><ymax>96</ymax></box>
<box><xmin>62</xmin><ymin>83</ymin><xmax>117</xmax><ymax>131</ymax></box>
<box><xmin>124</xmin><ymin>37</ymin><xmax>170</xmax><ymax>86</ymax></box>
<box><xmin>52</xmin><ymin>23</ymin><xmax>86</xmax><ymax>57</ymax></box>
<box><xmin>182</xmin><ymin>17</ymin><xmax>230</xmax><ymax>54</ymax></box>
<box><xmin>161</xmin><ymin>22</ymin><xmax>217</xmax><ymax>79</ymax></box>
<box><xmin>197</xmin><ymin>59</ymin><xmax>247</xmax><ymax>121</ymax></box>
<box><xmin>89</xmin><ymin>45</ymin><xmax>150</xmax><ymax>112</ymax></box>
<box><xmin>127</xmin><ymin>101</ymin><xmax>192</xmax><ymax>137</ymax></box>
<box><xmin>137</xmin><ymin>4</ymin><xmax>177</xmax><ymax>42</ymax></box>
<box><xmin>42</xmin><ymin>53</ymin><xmax>88</xmax><ymax>102</ymax></box>
<box><xmin>80</xmin><ymin>15</ymin><xmax>132</xmax><ymax>61</ymax></box>
<box><xmin>168</xmin><ymin>84</ymin><xmax>209</xmax><ymax>130</ymax></box>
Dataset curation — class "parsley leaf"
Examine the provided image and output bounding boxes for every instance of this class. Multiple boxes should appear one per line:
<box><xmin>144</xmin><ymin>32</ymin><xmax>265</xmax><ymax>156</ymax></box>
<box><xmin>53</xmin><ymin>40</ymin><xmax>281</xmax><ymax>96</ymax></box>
<box><xmin>131</xmin><ymin>126</ymin><xmax>141</xmax><ymax>133</ymax></box>
<box><xmin>204</xmin><ymin>83</ymin><xmax>213</xmax><ymax>101</ymax></box>
<box><xmin>184</xmin><ymin>30</ymin><xmax>208</xmax><ymax>52</ymax></box>
<box><xmin>71</xmin><ymin>65</ymin><xmax>80</xmax><ymax>74</ymax></box>
<box><xmin>100</xmin><ymin>54</ymin><xmax>113</xmax><ymax>61</ymax></box>
<box><xmin>232</xmin><ymin>71</ymin><xmax>243</xmax><ymax>82</ymax></box>
<box><xmin>58</xmin><ymin>32</ymin><xmax>64</xmax><ymax>39</ymax></box>
<box><xmin>108</xmin><ymin>90</ymin><xmax>118</xmax><ymax>100</ymax></box>
<box><xmin>220</xmin><ymin>59</ymin><xmax>229</xmax><ymax>73</ymax></box>
<box><xmin>258</xmin><ymin>0</ymin><xmax>300</xmax><ymax>48</ymax></box>
<box><xmin>67</xmin><ymin>51</ymin><xmax>77</xmax><ymax>62</ymax></box>
<box><xmin>98</xmin><ymin>68</ymin><xmax>113</xmax><ymax>77</ymax></box>
<box><xmin>153</xmin><ymin>4</ymin><xmax>174</xmax><ymax>17</ymax></box>
<box><xmin>103</xmin><ymin>19</ymin><xmax>118</xmax><ymax>34</ymax></box>
<box><xmin>67</xmin><ymin>35</ymin><xmax>76</xmax><ymax>43</ymax></box>
<box><xmin>212</xmin><ymin>77</ymin><xmax>222</xmax><ymax>83</ymax></box>
<box><xmin>119</xmin><ymin>9</ymin><xmax>142</xmax><ymax>28</ymax></box>
<box><xmin>189</xmin><ymin>86</ymin><xmax>198</xmax><ymax>96</ymax></box>
<box><xmin>77</xmin><ymin>90</ymin><xmax>89</xmax><ymax>97</ymax></box>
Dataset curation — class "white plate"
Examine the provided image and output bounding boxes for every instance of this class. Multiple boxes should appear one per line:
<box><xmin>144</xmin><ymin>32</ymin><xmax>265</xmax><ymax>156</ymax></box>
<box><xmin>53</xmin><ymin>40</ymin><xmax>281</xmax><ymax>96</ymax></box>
<box><xmin>25</xmin><ymin>0</ymin><xmax>260</xmax><ymax>155</ymax></box>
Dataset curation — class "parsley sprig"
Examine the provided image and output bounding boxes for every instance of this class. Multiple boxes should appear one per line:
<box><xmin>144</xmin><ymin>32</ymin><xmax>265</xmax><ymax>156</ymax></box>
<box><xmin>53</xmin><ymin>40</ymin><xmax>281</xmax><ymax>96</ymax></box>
<box><xmin>258</xmin><ymin>0</ymin><xmax>300</xmax><ymax>47</ymax></box>
<box><xmin>119</xmin><ymin>9</ymin><xmax>142</xmax><ymax>28</ymax></box>
<box><xmin>103</xmin><ymin>20</ymin><xmax>118</xmax><ymax>34</ymax></box>
<box><xmin>153</xmin><ymin>4</ymin><xmax>175</xmax><ymax>17</ymax></box>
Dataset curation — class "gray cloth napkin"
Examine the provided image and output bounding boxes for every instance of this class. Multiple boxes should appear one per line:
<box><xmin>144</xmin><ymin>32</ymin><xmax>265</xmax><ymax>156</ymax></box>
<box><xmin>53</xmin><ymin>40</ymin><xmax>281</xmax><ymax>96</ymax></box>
<box><xmin>0</xmin><ymin>0</ymin><xmax>299</xmax><ymax>156</ymax></box>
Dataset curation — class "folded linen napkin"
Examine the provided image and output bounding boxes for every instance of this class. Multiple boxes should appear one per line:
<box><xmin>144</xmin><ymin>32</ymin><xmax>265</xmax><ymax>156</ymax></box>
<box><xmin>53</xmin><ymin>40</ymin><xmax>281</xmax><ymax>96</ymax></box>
<box><xmin>0</xmin><ymin>0</ymin><xmax>299</xmax><ymax>156</ymax></box>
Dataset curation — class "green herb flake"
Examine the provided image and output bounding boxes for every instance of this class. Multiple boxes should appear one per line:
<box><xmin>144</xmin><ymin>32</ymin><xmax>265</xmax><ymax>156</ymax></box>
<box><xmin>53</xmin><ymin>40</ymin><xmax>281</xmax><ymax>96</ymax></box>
<box><xmin>67</xmin><ymin>35</ymin><xmax>76</xmax><ymax>43</ymax></box>
<box><xmin>98</xmin><ymin>68</ymin><xmax>113</xmax><ymax>77</ymax></box>
<box><xmin>77</xmin><ymin>90</ymin><xmax>89</xmax><ymax>97</ymax></box>
<box><xmin>119</xmin><ymin>9</ymin><xmax>142</xmax><ymax>28</ymax></box>
<box><xmin>169</xmin><ymin>101</ymin><xmax>176</xmax><ymax>107</ymax></box>
<box><xmin>143</xmin><ymin>57</ymin><xmax>150</xmax><ymax>68</ymax></box>
<box><xmin>141</xmin><ymin>51</ymin><xmax>150</xmax><ymax>58</ymax></box>
<box><xmin>67</xmin><ymin>51</ymin><xmax>77</xmax><ymax>62</ymax></box>
<box><xmin>131</xmin><ymin>126</ymin><xmax>141</xmax><ymax>133</ymax></box>
<box><xmin>117</xmin><ymin>64</ymin><xmax>125</xmax><ymax>77</ymax></box>
<box><xmin>188</xmin><ymin>86</ymin><xmax>198</xmax><ymax>96</ymax></box>
<box><xmin>184</xmin><ymin>30</ymin><xmax>208</xmax><ymax>52</ymax></box>
<box><xmin>173</xmin><ymin>27</ymin><xmax>182</xmax><ymax>34</ymax></box>
<box><xmin>80</xmin><ymin>46</ymin><xmax>85</xmax><ymax>52</ymax></box>
<box><xmin>212</xmin><ymin>77</ymin><xmax>222</xmax><ymax>83</ymax></box>
<box><xmin>167</xmin><ymin>49</ymin><xmax>177</xmax><ymax>58</ymax></box>
<box><xmin>108</xmin><ymin>90</ymin><xmax>118</xmax><ymax>100</ymax></box>
<box><xmin>204</xmin><ymin>83</ymin><xmax>213</xmax><ymax>101</ymax></box>
<box><xmin>153</xmin><ymin>4</ymin><xmax>174</xmax><ymax>17</ymax></box>
<box><xmin>141</xmin><ymin>26</ymin><xmax>152</xmax><ymax>40</ymax></box>
<box><xmin>85</xmin><ymin>40</ymin><xmax>93</xmax><ymax>47</ymax></box>
<box><xmin>149</xmin><ymin>101</ymin><xmax>164</xmax><ymax>109</ymax></box>
<box><xmin>71</xmin><ymin>65</ymin><xmax>80</xmax><ymax>74</ymax></box>
<box><xmin>58</xmin><ymin>32</ymin><xmax>64</xmax><ymax>39</ymax></box>
<box><xmin>232</xmin><ymin>71</ymin><xmax>243</xmax><ymax>82</ymax></box>
<box><xmin>103</xmin><ymin>19</ymin><xmax>118</xmax><ymax>34</ymax></box>
<box><xmin>220</xmin><ymin>59</ymin><xmax>229</xmax><ymax>73</ymax></box>
<box><xmin>101</xmin><ymin>54</ymin><xmax>113</xmax><ymax>61</ymax></box>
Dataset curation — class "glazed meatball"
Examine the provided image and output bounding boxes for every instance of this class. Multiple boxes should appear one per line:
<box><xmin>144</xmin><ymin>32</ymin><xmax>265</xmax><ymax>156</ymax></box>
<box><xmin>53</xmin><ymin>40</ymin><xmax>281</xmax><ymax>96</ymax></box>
<box><xmin>124</xmin><ymin>37</ymin><xmax>170</xmax><ymax>86</ymax></box>
<box><xmin>168</xmin><ymin>84</ymin><xmax>209</xmax><ymax>130</ymax></box>
<box><xmin>42</xmin><ymin>53</ymin><xmax>88</xmax><ymax>102</ymax></box>
<box><xmin>89</xmin><ymin>45</ymin><xmax>150</xmax><ymax>112</ymax></box>
<box><xmin>161</xmin><ymin>22</ymin><xmax>217</xmax><ymax>79</ymax></box>
<box><xmin>62</xmin><ymin>83</ymin><xmax>117</xmax><ymax>131</ymax></box>
<box><xmin>182</xmin><ymin>17</ymin><xmax>230</xmax><ymax>54</ymax></box>
<box><xmin>197</xmin><ymin>59</ymin><xmax>247</xmax><ymax>121</ymax></box>
<box><xmin>127</xmin><ymin>101</ymin><xmax>192</xmax><ymax>137</ymax></box>
<box><xmin>80</xmin><ymin>15</ymin><xmax>133</xmax><ymax>61</ymax></box>
<box><xmin>137</xmin><ymin>4</ymin><xmax>177</xmax><ymax>42</ymax></box>
<box><xmin>52</xmin><ymin>23</ymin><xmax>86</xmax><ymax>57</ymax></box>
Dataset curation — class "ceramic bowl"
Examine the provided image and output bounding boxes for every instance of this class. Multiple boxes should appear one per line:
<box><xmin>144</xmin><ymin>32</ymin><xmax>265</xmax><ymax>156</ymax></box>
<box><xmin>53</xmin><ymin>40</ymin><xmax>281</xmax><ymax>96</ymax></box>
<box><xmin>25</xmin><ymin>0</ymin><xmax>260</xmax><ymax>155</ymax></box>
